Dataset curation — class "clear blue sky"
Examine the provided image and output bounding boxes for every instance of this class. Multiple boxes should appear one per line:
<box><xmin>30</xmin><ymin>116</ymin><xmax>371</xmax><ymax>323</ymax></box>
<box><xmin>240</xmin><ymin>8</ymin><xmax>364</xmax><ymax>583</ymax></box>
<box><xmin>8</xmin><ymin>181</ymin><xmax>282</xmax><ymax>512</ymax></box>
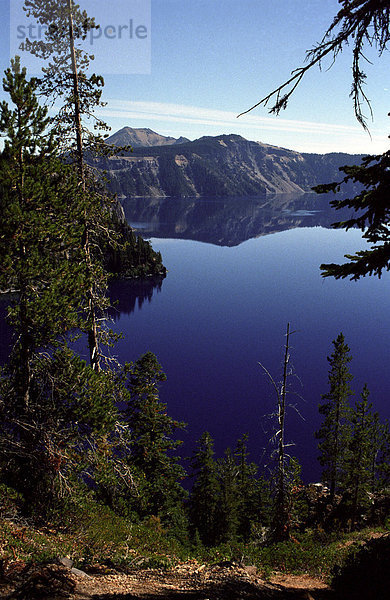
<box><xmin>1</xmin><ymin>0</ymin><xmax>389</xmax><ymax>153</ymax></box>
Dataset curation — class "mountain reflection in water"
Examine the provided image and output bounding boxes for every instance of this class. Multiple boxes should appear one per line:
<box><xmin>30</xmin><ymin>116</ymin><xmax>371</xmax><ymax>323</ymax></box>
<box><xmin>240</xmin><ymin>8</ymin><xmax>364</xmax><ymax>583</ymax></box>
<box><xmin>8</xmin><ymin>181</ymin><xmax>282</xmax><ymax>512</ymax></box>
<box><xmin>121</xmin><ymin>192</ymin><xmax>352</xmax><ymax>246</ymax></box>
<box><xmin>1</xmin><ymin>193</ymin><xmax>389</xmax><ymax>482</ymax></box>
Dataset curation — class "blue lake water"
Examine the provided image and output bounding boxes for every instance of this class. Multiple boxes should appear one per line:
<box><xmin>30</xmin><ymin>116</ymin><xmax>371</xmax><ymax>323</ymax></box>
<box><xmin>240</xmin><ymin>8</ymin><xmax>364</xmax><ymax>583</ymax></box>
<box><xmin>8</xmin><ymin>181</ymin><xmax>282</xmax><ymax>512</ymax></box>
<box><xmin>109</xmin><ymin>195</ymin><xmax>390</xmax><ymax>482</ymax></box>
<box><xmin>1</xmin><ymin>194</ymin><xmax>390</xmax><ymax>482</ymax></box>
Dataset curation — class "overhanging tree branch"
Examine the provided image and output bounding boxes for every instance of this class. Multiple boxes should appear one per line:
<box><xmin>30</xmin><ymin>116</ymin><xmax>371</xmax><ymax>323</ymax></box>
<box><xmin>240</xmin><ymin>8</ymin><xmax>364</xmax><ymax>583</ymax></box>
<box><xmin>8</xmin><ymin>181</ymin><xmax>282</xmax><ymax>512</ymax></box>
<box><xmin>238</xmin><ymin>0</ymin><xmax>390</xmax><ymax>130</ymax></box>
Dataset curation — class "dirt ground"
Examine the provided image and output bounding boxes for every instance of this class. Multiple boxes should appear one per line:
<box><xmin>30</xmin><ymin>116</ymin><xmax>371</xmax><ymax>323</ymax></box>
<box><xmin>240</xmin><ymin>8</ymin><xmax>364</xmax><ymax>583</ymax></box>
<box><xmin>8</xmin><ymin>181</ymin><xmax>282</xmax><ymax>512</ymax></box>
<box><xmin>0</xmin><ymin>560</ymin><xmax>333</xmax><ymax>600</ymax></box>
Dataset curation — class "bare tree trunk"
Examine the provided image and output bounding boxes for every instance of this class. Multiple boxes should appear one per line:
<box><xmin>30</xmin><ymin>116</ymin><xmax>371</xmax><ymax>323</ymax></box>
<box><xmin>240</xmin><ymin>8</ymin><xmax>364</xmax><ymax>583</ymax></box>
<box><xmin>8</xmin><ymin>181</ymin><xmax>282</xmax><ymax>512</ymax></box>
<box><xmin>67</xmin><ymin>0</ymin><xmax>84</xmax><ymax>185</ymax></box>
<box><xmin>19</xmin><ymin>288</ymin><xmax>32</xmax><ymax>410</ymax></box>
<box><xmin>273</xmin><ymin>322</ymin><xmax>291</xmax><ymax>542</ymax></box>
<box><xmin>67</xmin><ymin>0</ymin><xmax>100</xmax><ymax>371</ymax></box>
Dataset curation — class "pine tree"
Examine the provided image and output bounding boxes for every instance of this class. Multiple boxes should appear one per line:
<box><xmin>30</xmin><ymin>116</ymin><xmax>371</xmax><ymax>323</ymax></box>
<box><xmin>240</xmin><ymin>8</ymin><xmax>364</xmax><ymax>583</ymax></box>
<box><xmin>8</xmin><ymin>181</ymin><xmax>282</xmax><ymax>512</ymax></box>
<box><xmin>234</xmin><ymin>434</ymin><xmax>271</xmax><ymax>541</ymax></box>
<box><xmin>22</xmin><ymin>0</ymin><xmax>165</xmax><ymax>365</ymax></box>
<box><xmin>21</xmin><ymin>0</ymin><xmax>124</xmax><ymax>370</ymax></box>
<box><xmin>124</xmin><ymin>352</ymin><xmax>187</xmax><ymax>525</ymax></box>
<box><xmin>376</xmin><ymin>420</ymin><xmax>390</xmax><ymax>491</ymax></box>
<box><xmin>0</xmin><ymin>348</ymin><xmax>129</xmax><ymax>512</ymax></box>
<box><xmin>315</xmin><ymin>152</ymin><xmax>390</xmax><ymax>280</ymax></box>
<box><xmin>189</xmin><ymin>432</ymin><xmax>220</xmax><ymax>546</ymax></box>
<box><xmin>316</xmin><ymin>333</ymin><xmax>354</xmax><ymax>503</ymax></box>
<box><xmin>0</xmin><ymin>60</ymin><xmax>129</xmax><ymax>510</ymax></box>
<box><xmin>345</xmin><ymin>384</ymin><xmax>378</xmax><ymax>527</ymax></box>
<box><xmin>23</xmin><ymin>0</ymin><xmax>108</xmax><ymax>160</ymax></box>
<box><xmin>215</xmin><ymin>447</ymin><xmax>240</xmax><ymax>544</ymax></box>
<box><xmin>0</xmin><ymin>57</ymin><xmax>84</xmax><ymax>406</ymax></box>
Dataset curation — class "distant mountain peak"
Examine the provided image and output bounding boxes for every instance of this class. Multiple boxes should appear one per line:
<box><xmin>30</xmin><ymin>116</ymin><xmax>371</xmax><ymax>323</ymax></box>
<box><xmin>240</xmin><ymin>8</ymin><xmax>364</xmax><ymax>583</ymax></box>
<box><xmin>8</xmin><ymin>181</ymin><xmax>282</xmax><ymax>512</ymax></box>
<box><xmin>106</xmin><ymin>127</ymin><xmax>190</xmax><ymax>148</ymax></box>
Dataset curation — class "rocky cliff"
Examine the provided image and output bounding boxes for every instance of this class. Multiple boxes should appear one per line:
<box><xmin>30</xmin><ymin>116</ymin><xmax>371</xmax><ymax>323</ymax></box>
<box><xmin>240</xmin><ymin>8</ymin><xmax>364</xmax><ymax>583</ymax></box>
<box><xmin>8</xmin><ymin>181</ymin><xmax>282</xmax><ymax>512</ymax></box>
<box><xmin>92</xmin><ymin>132</ymin><xmax>363</xmax><ymax>198</ymax></box>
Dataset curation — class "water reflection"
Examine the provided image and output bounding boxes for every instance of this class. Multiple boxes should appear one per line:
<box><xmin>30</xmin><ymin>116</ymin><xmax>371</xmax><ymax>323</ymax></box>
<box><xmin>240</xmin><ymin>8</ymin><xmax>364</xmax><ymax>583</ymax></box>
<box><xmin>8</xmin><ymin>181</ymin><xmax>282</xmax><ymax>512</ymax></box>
<box><xmin>0</xmin><ymin>275</ymin><xmax>166</xmax><ymax>364</ymax></box>
<box><xmin>108</xmin><ymin>275</ymin><xmax>165</xmax><ymax>320</ymax></box>
<box><xmin>121</xmin><ymin>192</ymin><xmax>352</xmax><ymax>246</ymax></box>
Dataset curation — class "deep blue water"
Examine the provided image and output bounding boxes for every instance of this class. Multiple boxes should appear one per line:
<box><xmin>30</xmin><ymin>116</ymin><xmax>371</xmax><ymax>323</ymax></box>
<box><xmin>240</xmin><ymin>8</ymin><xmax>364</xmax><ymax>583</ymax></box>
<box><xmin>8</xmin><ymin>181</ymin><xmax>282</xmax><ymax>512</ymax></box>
<box><xmin>109</xmin><ymin>214</ymin><xmax>390</xmax><ymax>483</ymax></box>
<box><xmin>2</xmin><ymin>194</ymin><xmax>390</xmax><ymax>483</ymax></box>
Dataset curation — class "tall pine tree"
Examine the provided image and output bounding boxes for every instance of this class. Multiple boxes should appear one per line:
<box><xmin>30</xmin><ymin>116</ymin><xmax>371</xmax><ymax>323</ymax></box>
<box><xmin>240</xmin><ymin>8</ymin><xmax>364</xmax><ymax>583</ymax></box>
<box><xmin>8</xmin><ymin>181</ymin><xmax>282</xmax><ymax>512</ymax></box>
<box><xmin>0</xmin><ymin>57</ymin><xmax>83</xmax><ymax>406</ymax></box>
<box><xmin>345</xmin><ymin>384</ymin><xmax>378</xmax><ymax>527</ymax></box>
<box><xmin>316</xmin><ymin>333</ymin><xmax>354</xmax><ymax>503</ymax></box>
<box><xmin>0</xmin><ymin>59</ymin><xmax>126</xmax><ymax>510</ymax></box>
<box><xmin>124</xmin><ymin>352</ymin><xmax>187</xmax><ymax>526</ymax></box>
<box><xmin>189</xmin><ymin>432</ymin><xmax>220</xmax><ymax>546</ymax></box>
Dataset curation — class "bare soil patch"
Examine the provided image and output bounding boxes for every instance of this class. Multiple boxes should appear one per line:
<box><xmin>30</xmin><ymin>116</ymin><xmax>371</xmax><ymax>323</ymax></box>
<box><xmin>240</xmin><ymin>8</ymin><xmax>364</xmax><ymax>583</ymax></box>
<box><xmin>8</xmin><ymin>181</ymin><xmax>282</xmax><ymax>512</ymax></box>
<box><xmin>0</xmin><ymin>561</ymin><xmax>334</xmax><ymax>600</ymax></box>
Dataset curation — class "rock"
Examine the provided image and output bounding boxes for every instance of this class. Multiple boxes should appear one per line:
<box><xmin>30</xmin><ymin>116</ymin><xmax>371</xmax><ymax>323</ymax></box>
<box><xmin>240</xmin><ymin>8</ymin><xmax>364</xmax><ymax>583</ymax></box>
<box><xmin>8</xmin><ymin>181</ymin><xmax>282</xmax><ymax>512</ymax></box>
<box><xmin>59</xmin><ymin>557</ymin><xmax>73</xmax><ymax>569</ymax></box>
<box><xmin>70</xmin><ymin>566</ymin><xmax>91</xmax><ymax>578</ymax></box>
<box><xmin>243</xmin><ymin>565</ymin><xmax>257</xmax><ymax>576</ymax></box>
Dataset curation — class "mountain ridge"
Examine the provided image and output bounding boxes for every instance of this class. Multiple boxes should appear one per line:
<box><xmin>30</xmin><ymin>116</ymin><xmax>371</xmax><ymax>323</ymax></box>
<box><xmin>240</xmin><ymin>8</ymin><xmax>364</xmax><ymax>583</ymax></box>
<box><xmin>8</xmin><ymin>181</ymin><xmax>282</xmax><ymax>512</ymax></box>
<box><xmin>93</xmin><ymin>129</ymin><xmax>363</xmax><ymax>198</ymax></box>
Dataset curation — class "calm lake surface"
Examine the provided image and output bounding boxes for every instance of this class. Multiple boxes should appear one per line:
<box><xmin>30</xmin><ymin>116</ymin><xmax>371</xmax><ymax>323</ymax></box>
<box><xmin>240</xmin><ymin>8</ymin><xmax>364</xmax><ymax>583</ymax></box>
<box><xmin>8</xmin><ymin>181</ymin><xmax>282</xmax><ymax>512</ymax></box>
<box><xmin>111</xmin><ymin>194</ymin><xmax>390</xmax><ymax>482</ymax></box>
<box><xmin>1</xmin><ymin>194</ymin><xmax>389</xmax><ymax>482</ymax></box>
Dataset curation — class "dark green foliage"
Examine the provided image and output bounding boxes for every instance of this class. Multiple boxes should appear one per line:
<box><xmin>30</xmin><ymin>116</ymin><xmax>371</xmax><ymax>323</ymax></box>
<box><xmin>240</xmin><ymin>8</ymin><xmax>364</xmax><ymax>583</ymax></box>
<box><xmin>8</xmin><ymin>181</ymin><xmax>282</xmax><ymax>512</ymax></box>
<box><xmin>376</xmin><ymin>420</ymin><xmax>390</xmax><ymax>489</ymax></box>
<box><xmin>316</xmin><ymin>151</ymin><xmax>390</xmax><ymax>279</ymax></box>
<box><xmin>345</xmin><ymin>385</ymin><xmax>379</xmax><ymax>527</ymax></box>
<box><xmin>23</xmin><ymin>0</ymin><xmax>165</xmax><ymax>284</ymax></box>
<box><xmin>189</xmin><ymin>432</ymin><xmax>220</xmax><ymax>546</ymax></box>
<box><xmin>189</xmin><ymin>433</ymin><xmax>271</xmax><ymax>546</ymax></box>
<box><xmin>157</xmin><ymin>154</ymin><xmax>195</xmax><ymax>196</ymax></box>
<box><xmin>332</xmin><ymin>534</ymin><xmax>390</xmax><ymax>600</ymax></box>
<box><xmin>234</xmin><ymin>435</ymin><xmax>272</xmax><ymax>540</ymax></box>
<box><xmin>215</xmin><ymin>448</ymin><xmax>241</xmax><ymax>544</ymax></box>
<box><xmin>105</xmin><ymin>216</ymin><xmax>166</xmax><ymax>278</ymax></box>
<box><xmin>23</xmin><ymin>0</ymin><xmax>110</xmax><ymax>157</ymax></box>
<box><xmin>0</xmin><ymin>347</ymin><xmax>130</xmax><ymax>514</ymax></box>
<box><xmin>0</xmin><ymin>58</ymin><xmax>89</xmax><ymax>403</ymax></box>
<box><xmin>123</xmin><ymin>353</ymin><xmax>187</xmax><ymax>527</ymax></box>
<box><xmin>316</xmin><ymin>333</ymin><xmax>354</xmax><ymax>502</ymax></box>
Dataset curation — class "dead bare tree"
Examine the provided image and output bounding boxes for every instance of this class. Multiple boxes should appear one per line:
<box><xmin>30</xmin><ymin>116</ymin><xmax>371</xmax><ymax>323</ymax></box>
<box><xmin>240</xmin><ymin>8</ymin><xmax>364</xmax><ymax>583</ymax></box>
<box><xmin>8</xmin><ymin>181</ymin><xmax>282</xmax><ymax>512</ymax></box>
<box><xmin>259</xmin><ymin>323</ymin><xmax>303</xmax><ymax>541</ymax></box>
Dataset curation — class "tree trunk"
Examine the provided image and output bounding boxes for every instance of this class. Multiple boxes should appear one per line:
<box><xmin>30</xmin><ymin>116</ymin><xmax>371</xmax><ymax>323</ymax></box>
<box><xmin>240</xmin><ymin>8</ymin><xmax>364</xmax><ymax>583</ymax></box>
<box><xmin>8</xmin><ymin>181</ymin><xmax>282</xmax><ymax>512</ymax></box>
<box><xmin>67</xmin><ymin>0</ymin><xmax>100</xmax><ymax>371</ymax></box>
<box><xmin>273</xmin><ymin>322</ymin><xmax>290</xmax><ymax>541</ymax></box>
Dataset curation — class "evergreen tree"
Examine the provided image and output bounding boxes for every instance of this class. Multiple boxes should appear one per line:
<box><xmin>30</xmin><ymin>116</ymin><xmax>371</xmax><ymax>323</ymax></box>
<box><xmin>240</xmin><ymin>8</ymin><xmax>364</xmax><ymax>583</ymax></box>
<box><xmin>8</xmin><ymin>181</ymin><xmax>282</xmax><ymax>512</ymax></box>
<box><xmin>376</xmin><ymin>419</ymin><xmax>390</xmax><ymax>490</ymax></box>
<box><xmin>215</xmin><ymin>447</ymin><xmax>241</xmax><ymax>544</ymax></box>
<box><xmin>0</xmin><ymin>60</ymin><xmax>130</xmax><ymax>509</ymax></box>
<box><xmin>189</xmin><ymin>432</ymin><xmax>220</xmax><ymax>546</ymax></box>
<box><xmin>234</xmin><ymin>434</ymin><xmax>271</xmax><ymax>541</ymax></box>
<box><xmin>0</xmin><ymin>57</ymin><xmax>84</xmax><ymax>406</ymax></box>
<box><xmin>315</xmin><ymin>152</ymin><xmax>390</xmax><ymax>280</ymax></box>
<box><xmin>124</xmin><ymin>352</ymin><xmax>187</xmax><ymax>525</ymax></box>
<box><xmin>21</xmin><ymin>0</ymin><xmax>125</xmax><ymax>370</ymax></box>
<box><xmin>0</xmin><ymin>348</ymin><xmax>129</xmax><ymax>512</ymax></box>
<box><xmin>345</xmin><ymin>384</ymin><xmax>378</xmax><ymax>527</ymax></box>
<box><xmin>22</xmin><ymin>0</ymin><xmax>165</xmax><ymax>365</ymax></box>
<box><xmin>316</xmin><ymin>333</ymin><xmax>354</xmax><ymax>503</ymax></box>
<box><xmin>23</xmin><ymin>0</ymin><xmax>108</xmax><ymax>161</ymax></box>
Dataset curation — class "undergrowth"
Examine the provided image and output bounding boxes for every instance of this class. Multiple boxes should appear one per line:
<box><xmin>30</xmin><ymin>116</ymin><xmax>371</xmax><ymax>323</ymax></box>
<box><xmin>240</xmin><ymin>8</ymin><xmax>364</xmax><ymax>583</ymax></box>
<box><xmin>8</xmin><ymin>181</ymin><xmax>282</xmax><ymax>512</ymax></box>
<box><xmin>0</xmin><ymin>483</ymin><xmax>388</xmax><ymax>583</ymax></box>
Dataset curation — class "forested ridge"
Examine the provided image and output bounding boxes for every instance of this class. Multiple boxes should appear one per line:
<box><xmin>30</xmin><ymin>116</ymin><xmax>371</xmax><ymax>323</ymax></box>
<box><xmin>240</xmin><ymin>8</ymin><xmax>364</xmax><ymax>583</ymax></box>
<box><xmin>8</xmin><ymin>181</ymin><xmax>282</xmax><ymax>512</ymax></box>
<box><xmin>92</xmin><ymin>132</ymin><xmax>364</xmax><ymax>199</ymax></box>
<box><xmin>1</xmin><ymin>1</ymin><xmax>390</xmax><ymax>599</ymax></box>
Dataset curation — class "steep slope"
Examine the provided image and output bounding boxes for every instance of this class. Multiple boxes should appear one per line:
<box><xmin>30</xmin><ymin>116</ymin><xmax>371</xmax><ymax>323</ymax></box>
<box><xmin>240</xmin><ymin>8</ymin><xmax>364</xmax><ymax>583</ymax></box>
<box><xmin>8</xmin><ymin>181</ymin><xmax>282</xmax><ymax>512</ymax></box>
<box><xmin>92</xmin><ymin>133</ymin><xmax>363</xmax><ymax>198</ymax></box>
